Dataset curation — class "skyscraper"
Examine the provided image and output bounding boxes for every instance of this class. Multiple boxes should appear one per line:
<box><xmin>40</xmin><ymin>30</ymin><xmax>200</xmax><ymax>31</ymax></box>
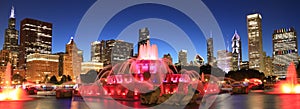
<box><xmin>217</xmin><ymin>50</ymin><xmax>232</xmax><ymax>73</ymax></box>
<box><xmin>207</xmin><ymin>37</ymin><xmax>215</xmax><ymax>65</ymax></box>
<box><xmin>19</xmin><ymin>18</ymin><xmax>52</xmax><ymax>66</ymax></box>
<box><xmin>231</xmin><ymin>30</ymin><xmax>242</xmax><ymax>71</ymax></box>
<box><xmin>265</xmin><ymin>56</ymin><xmax>273</xmax><ymax>76</ymax></box>
<box><xmin>178</xmin><ymin>49</ymin><xmax>188</xmax><ymax>66</ymax></box>
<box><xmin>105</xmin><ymin>40</ymin><xmax>133</xmax><ymax>65</ymax></box>
<box><xmin>138</xmin><ymin>27</ymin><xmax>150</xmax><ymax>55</ymax></box>
<box><xmin>2</xmin><ymin>6</ymin><xmax>19</xmax><ymax>68</ymax></box>
<box><xmin>272</xmin><ymin>28</ymin><xmax>298</xmax><ymax>78</ymax></box>
<box><xmin>247</xmin><ymin>13</ymin><xmax>264</xmax><ymax>72</ymax></box>
<box><xmin>3</xmin><ymin>6</ymin><xmax>19</xmax><ymax>52</ymax></box>
<box><xmin>91</xmin><ymin>41</ymin><xmax>100</xmax><ymax>62</ymax></box>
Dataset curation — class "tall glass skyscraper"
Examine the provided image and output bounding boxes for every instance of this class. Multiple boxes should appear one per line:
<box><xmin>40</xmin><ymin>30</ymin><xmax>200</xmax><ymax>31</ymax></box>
<box><xmin>231</xmin><ymin>30</ymin><xmax>242</xmax><ymax>71</ymax></box>
<box><xmin>3</xmin><ymin>6</ymin><xmax>19</xmax><ymax>52</ymax></box>
<box><xmin>19</xmin><ymin>18</ymin><xmax>52</xmax><ymax>66</ymax></box>
<box><xmin>247</xmin><ymin>13</ymin><xmax>264</xmax><ymax>73</ymax></box>
<box><xmin>207</xmin><ymin>37</ymin><xmax>214</xmax><ymax>66</ymax></box>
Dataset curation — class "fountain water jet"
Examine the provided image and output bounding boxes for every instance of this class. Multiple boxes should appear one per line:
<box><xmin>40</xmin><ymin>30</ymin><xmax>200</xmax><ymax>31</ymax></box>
<box><xmin>267</xmin><ymin>62</ymin><xmax>300</xmax><ymax>94</ymax></box>
<box><xmin>0</xmin><ymin>62</ymin><xmax>32</xmax><ymax>101</ymax></box>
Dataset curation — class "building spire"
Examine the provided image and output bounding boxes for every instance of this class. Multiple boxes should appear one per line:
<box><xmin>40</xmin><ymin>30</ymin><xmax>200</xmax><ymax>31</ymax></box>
<box><xmin>10</xmin><ymin>6</ymin><xmax>15</xmax><ymax>18</ymax></box>
<box><xmin>68</xmin><ymin>36</ymin><xmax>74</xmax><ymax>44</ymax></box>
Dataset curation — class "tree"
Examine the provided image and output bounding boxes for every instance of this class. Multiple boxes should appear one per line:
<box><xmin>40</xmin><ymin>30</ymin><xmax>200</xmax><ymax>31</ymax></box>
<box><xmin>59</xmin><ymin>75</ymin><xmax>67</xmax><ymax>84</ymax></box>
<box><xmin>67</xmin><ymin>75</ymin><xmax>72</xmax><ymax>81</ymax></box>
<box><xmin>12</xmin><ymin>74</ymin><xmax>24</xmax><ymax>82</ymax></box>
<box><xmin>42</xmin><ymin>74</ymin><xmax>50</xmax><ymax>83</ymax></box>
<box><xmin>50</xmin><ymin>75</ymin><xmax>58</xmax><ymax>84</ymax></box>
<box><xmin>226</xmin><ymin>69</ymin><xmax>265</xmax><ymax>81</ymax></box>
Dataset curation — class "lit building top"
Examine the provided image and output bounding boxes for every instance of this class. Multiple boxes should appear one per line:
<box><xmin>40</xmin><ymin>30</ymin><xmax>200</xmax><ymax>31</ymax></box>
<box><xmin>232</xmin><ymin>30</ymin><xmax>240</xmax><ymax>41</ymax></box>
<box><xmin>247</xmin><ymin>13</ymin><xmax>262</xmax><ymax>19</ymax></box>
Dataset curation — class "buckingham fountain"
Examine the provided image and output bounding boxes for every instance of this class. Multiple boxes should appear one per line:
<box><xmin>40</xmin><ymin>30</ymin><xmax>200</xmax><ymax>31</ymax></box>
<box><xmin>79</xmin><ymin>40</ymin><xmax>220</xmax><ymax>105</ymax></box>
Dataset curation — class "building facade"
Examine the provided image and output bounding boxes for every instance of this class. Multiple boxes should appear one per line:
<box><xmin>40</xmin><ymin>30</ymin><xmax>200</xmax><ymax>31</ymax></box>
<box><xmin>272</xmin><ymin>28</ymin><xmax>298</xmax><ymax>78</ymax></box>
<box><xmin>3</xmin><ymin>6</ymin><xmax>19</xmax><ymax>52</ymax></box>
<box><xmin>178</xmin><ymin>50</ymin><xmax>188</xmax><ymax>66</ymax></box>
<box><xmin>207</xmin><ymin>37</ymin><xmax>215</xmax><ymax>66</ymax></box>
<box><xmin>19</xmin><ymin>18</ymin><xmax>52</xmax><ymax>67</ymax></box>
<box><xmin>26</xmin><ymin>53</ymin><xmax>59</xmax><ymax>82</ymax></box>
<box><xmin>91</xmin><ymin>41</ymin><xmax>102</xmax><ymax>62</ymax></box>
<box><xmin>106</xmin><ymin>40</ymin><xmax>133</xmax><ymax>65</ymax></box>
<box><xmin>247</xmin><ymin>13</ymin><xmax>265</xmax><ymax>72</ymax></box>
<box><xmin>63</xmin><ymin>37</ymin><xmax>83</xmax><ymax>80</ymax></box>
<box><xmin>231</xmin><ymin>30</ymin><xmax>242</xmax><ymax>71</ymax></box>
<box><xmin>217</xmin><ymin>50</ymin><xmax>233</xmax><ymax>73</ymax></box>
<box><xmin>265</xmin><ymin>56</ymin><xmax>273</xmax><ymax>76</ymax></box>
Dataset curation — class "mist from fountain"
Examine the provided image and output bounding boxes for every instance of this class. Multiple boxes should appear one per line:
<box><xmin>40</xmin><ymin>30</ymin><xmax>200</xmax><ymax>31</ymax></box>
<box><xmin>0</xmin><ymin>62</ymin><xmax>31</xmax><ymax>101</ymax></box>
<box><xmin>268</xmin><ymin>62</ymin><xmax>300</xmax><ymax>94</ymax></box>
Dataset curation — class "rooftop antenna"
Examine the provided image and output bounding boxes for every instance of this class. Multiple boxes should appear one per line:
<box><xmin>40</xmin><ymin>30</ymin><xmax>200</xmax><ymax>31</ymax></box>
<box><xmin>10</xmin><ymin>6</ymin><xmax>15</xmax><ymax>18</ymax></box>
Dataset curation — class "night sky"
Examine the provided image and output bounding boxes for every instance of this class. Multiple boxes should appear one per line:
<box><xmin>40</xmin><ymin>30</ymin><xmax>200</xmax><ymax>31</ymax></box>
<box><xmin>0</xmin><ymin>0</ymin><xmax>300</xmax><ymax>63</ymax></box>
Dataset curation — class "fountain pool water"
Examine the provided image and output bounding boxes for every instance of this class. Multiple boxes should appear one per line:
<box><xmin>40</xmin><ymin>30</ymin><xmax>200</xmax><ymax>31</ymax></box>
<box><xmin>0</xmin><ymin>63</ymin><xmax>32</xmax><ymax>101</ymax></box>
<box><xmin>267</xmin><ymin>62</ymin><xmax>300</xmax><ymax>94</ymax></box>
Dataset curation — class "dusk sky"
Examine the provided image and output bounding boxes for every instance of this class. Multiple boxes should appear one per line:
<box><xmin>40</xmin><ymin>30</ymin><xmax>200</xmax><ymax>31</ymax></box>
<box><xmin>0</xmin><ymin>0</ymin><xmax>300</xmax><ymax>63</ymax></box>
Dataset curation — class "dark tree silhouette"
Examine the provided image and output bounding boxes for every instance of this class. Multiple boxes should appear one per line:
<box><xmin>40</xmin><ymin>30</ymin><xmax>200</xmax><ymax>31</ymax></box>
<box><xmin>50</xmin><ymin>75</ymin><xmax>58</xmax><ymax>84</ymax></box>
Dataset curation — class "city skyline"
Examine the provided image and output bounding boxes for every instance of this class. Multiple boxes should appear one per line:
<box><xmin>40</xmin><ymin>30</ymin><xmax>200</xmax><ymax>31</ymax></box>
<box><xmin>0</xmin><ymin>0</ymin><xmax>300</xmax><ymax>63</ymax></box>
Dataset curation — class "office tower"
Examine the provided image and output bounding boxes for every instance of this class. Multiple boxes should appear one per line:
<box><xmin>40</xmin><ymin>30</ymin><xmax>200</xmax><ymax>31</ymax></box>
<box><xmin>105</xmin><ymin>40</ymin><xmax>133</xmax><ymax>65</ymax></box>
<box><xmin>265</xmin><ymin>56</ymin><xmax>273</xmax><ymax>76</ymax></box>
<box><xmin>272</xmin><ymin>28</ymin><xmax>298</xmax><ymax>78</ymax></box>
<box><xmin>232</xmin><ymin>30</ymin><xmax>242</xmax><ymax>71</ymax></box>
<box><xmin>19</xmin><ymin>18</ymin><xmax>52</xmax><ymax>67</ymax></box>
<box><xmin>178</xmin><ymin>49</ymin><xmax>188</xmax><ymax>66</ymax></box>
<box><xmin>63</xmin><ymin>37</ymin><xmax>83</xmax><ymax>80</ymax></box>
<box><xmin>207</xmin><ymin>37</ymin><xmax>215</xmax><ymax>65</ymax></box>
<box><xmin>2</xmin><ymin>7</ymin><xmax>19</xmax><ymax>68</ymax></box>
<box><xmin>91</xmin><ymin>41</ymin><xmax>101</xmax><ymax>62</ymax></box>
<box><xmin>138</xmin><ymin>27</ymin><xmax>150</xmax><ymax>55</ymax></box>
<box><xmin>26</xmin><ymin>53</ymin><xmax>59</xmax><ymax>82</ymax></box>
<box><xmin>217</xmin><ymin>50</ymin><xmax>232</xmax><ymax>73</ymax></box>
<box><xmin>91</xmin><ymin>40</ymin><xmax>106</xmax><ymax>63</ymax></box>
<box><xmin>3</xmin><ymin>6</ymin><xmax>19</xmax><ymax>52</ymax></box>
<box><xmin>247</xmin><ymin>13</ymin><xmax>264</xmax><ymax>72</ymax></box>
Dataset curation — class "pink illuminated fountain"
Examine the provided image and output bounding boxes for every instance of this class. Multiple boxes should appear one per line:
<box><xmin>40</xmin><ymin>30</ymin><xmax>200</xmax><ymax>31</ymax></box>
<box><xmin>267</xmin><ymin>62</ymin><xmax>300</xmax><ymax>94</ymax></box>
<box><xmin>0</xmin><ymin>63</ymin><xmax>31</xmax><ymax>101</ymax></box>
<box><xmin>79</xmin><ymin>39</ymin><xmax>220</xmax><ymax>102</ymax></box>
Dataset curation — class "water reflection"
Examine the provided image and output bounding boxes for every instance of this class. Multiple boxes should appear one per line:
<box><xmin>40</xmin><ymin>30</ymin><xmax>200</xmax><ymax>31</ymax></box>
<box><xmin>278</xmin><ymin>95</ymin><xmax>300</xmax><ymax>109</ymax></box>
<box><xmin>1</xmin><ymin>93</ymin><xmax>300</xmax><ymax>109</ymax></box>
